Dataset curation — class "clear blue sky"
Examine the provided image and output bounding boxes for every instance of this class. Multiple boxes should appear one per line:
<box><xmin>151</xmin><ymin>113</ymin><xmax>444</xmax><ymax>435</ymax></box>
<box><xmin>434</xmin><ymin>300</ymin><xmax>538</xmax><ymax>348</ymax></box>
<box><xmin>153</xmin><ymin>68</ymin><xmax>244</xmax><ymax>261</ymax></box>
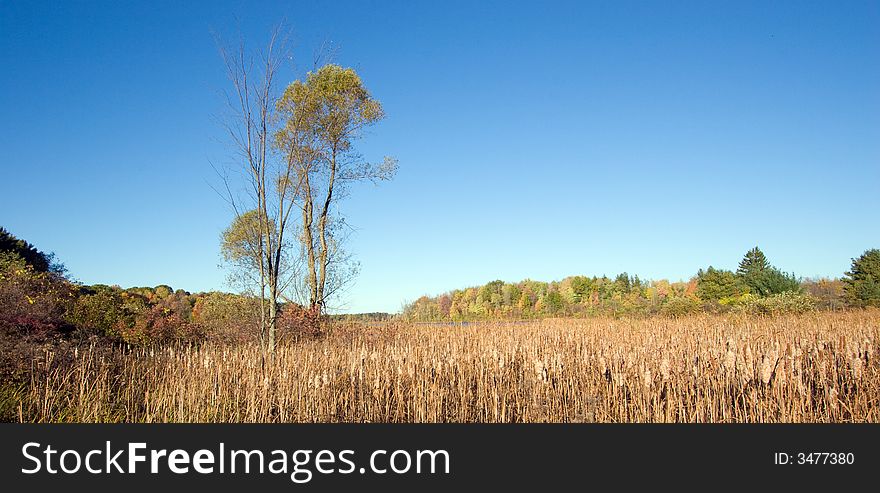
<box><xmin>1</xmin><ymin>1</ymin><xmax>878</xmax><ymax>313</ymax></box>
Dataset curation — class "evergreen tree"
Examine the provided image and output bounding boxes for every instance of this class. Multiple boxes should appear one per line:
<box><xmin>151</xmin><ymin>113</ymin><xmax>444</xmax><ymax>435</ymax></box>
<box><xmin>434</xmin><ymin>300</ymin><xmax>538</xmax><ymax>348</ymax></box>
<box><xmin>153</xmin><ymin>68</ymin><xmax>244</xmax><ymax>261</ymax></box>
<box><xmin>737</xmin><ymin>246</ymin><xmax>769</xmax><ymax>276</ymax></box>
<box><xmin>696</xmin><ymin>267</ymin><xmax>748</xmax><ymax>301</ymax></box>
<box><xmin>736</xmin><ymin>246</ymin><xmax>799</xmax><ymax>296</ymax></box>
<box><xmin>844</xmin><ymin>249</ymin><xmax>880</xmax><ymax>307</ymax></box>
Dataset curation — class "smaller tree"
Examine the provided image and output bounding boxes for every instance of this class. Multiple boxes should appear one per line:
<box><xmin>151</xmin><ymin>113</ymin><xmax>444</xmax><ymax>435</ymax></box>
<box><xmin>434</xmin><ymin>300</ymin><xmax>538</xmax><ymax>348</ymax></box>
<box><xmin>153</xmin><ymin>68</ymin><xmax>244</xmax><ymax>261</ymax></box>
<box><xmin>569</xmin><ymin>276</ymin><xmax>592</xmax><ymax>303</ymax></box>
<box><xmin>750</xmin><ymin>268</ymin><xmax>801</xmax><ymax>296</ymax></box>
<box><xmin>696</xmin><ymin>267</ymin><xmax>748</xmax><ymax>302</ymax></box>
<box><xmin>544</xmin><ymin>291</ymin><xmax>564</xmax><ymax>314</ymax></box>
<box><xmin>844</xmin><ymin>249</ymin><xmax>880</xmax><ymax>307</ymax></box>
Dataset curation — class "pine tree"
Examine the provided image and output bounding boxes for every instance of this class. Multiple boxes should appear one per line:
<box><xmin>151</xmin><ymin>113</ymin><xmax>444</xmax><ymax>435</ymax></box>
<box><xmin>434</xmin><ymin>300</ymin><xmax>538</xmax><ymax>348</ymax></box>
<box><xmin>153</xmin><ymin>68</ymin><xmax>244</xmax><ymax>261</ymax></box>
<box><xmin>735</xmin><ymin>247</ymin><xmax>800</xmax><ymax>296</ymax></box>
<box><xmin>737</xmin><ymin>247</ymin><xmax>769</xmax><ymax>276</ymax></box>
<box><xmin>844</xmin><ymin>249</ymin><xmax>880</xmax><ymax>307</ymax></box>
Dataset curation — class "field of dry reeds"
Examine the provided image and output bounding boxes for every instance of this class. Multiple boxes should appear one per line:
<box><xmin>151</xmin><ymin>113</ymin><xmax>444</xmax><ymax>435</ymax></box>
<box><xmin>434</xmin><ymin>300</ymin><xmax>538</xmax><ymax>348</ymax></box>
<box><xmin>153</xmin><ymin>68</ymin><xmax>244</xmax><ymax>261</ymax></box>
<box><xmin>12</xmin><ymin>310</ymin><xmax>880</xmax><ymax>423</ymax></box>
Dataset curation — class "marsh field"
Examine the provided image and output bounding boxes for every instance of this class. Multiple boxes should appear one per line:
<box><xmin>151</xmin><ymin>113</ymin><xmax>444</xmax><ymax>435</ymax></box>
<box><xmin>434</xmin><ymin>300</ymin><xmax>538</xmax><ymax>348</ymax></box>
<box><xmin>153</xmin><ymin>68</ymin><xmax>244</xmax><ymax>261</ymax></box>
<box><xmin>13</xmin><ymin>310</ymin><xmax>879</xmax><ymax>423</ymax></box>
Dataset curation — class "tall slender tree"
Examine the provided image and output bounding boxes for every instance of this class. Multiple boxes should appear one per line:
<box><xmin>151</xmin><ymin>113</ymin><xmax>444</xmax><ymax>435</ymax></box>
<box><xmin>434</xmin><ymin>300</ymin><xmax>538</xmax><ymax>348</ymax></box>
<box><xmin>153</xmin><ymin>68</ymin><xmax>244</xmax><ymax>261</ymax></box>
<box><xmin>216</xmin><ymin>27</ymin><xmax>299</xmax><ymax>354</ymax></box>
<box><xmin>275</xmin><ymin>64</ymin><xmax>397</xmax><ymax>311</ymax></box>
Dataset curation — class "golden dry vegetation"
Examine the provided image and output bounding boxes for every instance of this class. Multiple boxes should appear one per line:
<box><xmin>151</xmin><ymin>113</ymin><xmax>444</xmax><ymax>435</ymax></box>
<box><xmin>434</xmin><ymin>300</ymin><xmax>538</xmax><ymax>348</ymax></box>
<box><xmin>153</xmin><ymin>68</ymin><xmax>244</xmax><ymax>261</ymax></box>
<box><xmin>16</xmin><ymin>310</ymin><xmax>880</xmax><ymax>423</ymax></box>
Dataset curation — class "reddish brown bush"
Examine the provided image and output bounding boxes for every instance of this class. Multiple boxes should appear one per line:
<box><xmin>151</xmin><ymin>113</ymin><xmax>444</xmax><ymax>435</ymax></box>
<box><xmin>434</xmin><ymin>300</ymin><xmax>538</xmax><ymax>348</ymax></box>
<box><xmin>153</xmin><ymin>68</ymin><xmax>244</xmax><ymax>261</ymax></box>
<box><xmin>0</xmin><ymin>253</ymin><xmax>74</xmax><ymax>339</ymax></box>
<box><xmin>277</xmin><ymin>304</ymin><xmax>322</xmax><ymax>342</ymax></box>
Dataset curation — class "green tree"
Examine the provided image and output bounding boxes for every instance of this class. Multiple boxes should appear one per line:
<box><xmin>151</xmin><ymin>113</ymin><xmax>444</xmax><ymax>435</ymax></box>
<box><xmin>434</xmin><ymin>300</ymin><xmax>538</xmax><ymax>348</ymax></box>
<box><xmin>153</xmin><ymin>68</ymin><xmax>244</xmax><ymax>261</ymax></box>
<box><xmin>751</xmin><ymin>268</ymin><xmax>801</xmax><ymax>296</ymax></box>
<box><xmin>736</xmin><ymin>247</ymin><xmax>800</xmax><ymax>296</ymax></box>
<box><xmin>544</xmin><ymin>291</ymin><xmax>564</xmax><ymax>314</ymax></box>
<box><xmin>501</xmin><ymin>283</ymin><xmax>520</xmax><ymax>307</ymax></box>
<box><xmin>66</xmin><ymin>287</ymin><xmax>126</xmax><ymax>338</ymax></box>
<box><xmin>613</xmin><ymin>272</ymin><xmax>632</xmax><ymax>294</ymax></box>
<box><xmin>696</xmin><ymin>267</ymin><xmax>748</xmax><ymax>301</ymax></box>
<box><xmin>569</xmin><ymin>276</ymin><xmax>592</xmax><ymax>303</ymax></box>
<box><xmin>844</xmin><ymin>249</ymin><xmax>880</xmax><ymax>307</ymax></box>
<box><xmin>737</xmin><ymin>246</ymin><xmax>769</xmax><ymax>277</ymax></box>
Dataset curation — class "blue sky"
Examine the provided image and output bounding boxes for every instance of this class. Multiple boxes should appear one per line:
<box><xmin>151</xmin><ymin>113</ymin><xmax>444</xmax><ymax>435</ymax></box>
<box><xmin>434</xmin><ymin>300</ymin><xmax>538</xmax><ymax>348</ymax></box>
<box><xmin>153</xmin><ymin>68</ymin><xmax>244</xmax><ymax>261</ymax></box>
<box><xmin>1</xmin><ymin>1</ymin><xmax>878</xmax><ymax>313</ymax></box>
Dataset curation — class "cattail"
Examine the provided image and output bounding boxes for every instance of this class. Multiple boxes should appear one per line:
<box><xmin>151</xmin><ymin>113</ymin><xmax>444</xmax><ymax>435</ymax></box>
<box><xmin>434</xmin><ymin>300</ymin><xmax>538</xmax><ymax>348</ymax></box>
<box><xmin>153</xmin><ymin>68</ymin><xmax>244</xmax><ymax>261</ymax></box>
<box><xmin>760</xmin><ymin>356</ymin><xmax>773</xmax><ymax>385</ymax></box>
<box><xmin>827</xmin><ymin>387</ymin><xmax>839</xmax><ymax>412</ymax></box>
<box><xmin>15</xmin><ymin>310</ymin><xmax>880</xmax><ymax>424</ymax></box>
<box><xmin>534</xmin><ymin>359</ymin><xmax>548</xmax><ymax>383</ymax></box>
<box><xmin>851</xmin><ymin>356</ymin><xmax>863</xmax><ymax>379</ymax></box>
<box><xmin>775</xmin><ymin>359</ymin><xmax>787</xmax><ymax>385</ymax></box>
<box><xmin>724</xmin><ymin>349</ymin><xmax>736</xmax><ymax>371</ymax></box>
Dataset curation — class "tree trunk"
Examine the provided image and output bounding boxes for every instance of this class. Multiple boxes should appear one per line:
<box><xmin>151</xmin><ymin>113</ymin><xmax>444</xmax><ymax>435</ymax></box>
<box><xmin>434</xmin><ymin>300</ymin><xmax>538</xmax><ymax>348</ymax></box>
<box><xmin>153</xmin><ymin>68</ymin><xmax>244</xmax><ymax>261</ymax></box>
<box><xmin>302</xmin><ymin>176</ymin><xmax>318</xmax><ymax>309</ymax></box>
<box><xmin>267</xmin><ymin>290</ymin><xmax>277</xmax><ymax>353</ymax></box>
<box><xmin>316</xmin><ymin>149</ymin><xmax>337</xmax><ymax>312</ymax></box>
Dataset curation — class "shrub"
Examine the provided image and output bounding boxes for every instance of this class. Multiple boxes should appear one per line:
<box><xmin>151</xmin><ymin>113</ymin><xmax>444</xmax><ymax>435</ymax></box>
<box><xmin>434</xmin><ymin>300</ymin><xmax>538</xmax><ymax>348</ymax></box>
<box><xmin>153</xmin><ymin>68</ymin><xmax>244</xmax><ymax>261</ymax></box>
<box><xmin>65</xmin><ymin>287</ymin><xmax>126</xmax><ymax>339</ymax></box>
<box><xmin>0</xmin><ymin>252</ymin><xmax>73</xmax><ymax>338</ymax></box>
<box><xmin>733</xmin><ymin>292</ymin><xmax>817</xmax><ymax>315</ymax></box>
<box><xmin>120</xmin><ymin>293</ymin><xmax>202</xmax><ymax>345</ymax></box>
<box><xmin>277</xmin><ymin>304</ymin><xmax>322</xmax><ymax>342</ymax></box>
<box><xmin>192</xmin><ymin>292</ymin><xmax>262</xmax><ymax>343</ymax></box>
<box><xmin>661</xmin><ymin>295</ymin><xmax>703</xmax><ymax>317</ymax></box>
<box><xmin>801</xmin><ymin>278</ymin><xmax>846</xmax><ymax>310</ymax></box>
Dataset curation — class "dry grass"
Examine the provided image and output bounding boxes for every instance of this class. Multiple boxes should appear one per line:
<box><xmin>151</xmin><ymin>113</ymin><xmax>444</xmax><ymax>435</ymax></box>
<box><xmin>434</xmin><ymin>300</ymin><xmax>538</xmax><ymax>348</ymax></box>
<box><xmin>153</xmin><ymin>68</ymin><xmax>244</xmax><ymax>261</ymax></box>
<box><xmin>15</xmin><ymin>310</ymin><xmax>880</xmax><ymax>423</ymax></box>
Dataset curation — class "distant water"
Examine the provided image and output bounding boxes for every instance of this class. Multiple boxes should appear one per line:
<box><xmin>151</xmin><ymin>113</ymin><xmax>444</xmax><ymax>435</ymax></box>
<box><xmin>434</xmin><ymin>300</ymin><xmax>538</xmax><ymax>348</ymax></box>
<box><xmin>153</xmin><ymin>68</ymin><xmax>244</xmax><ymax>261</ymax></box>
<box><xmin>354</xmin><ymin>320</ymin><xmax>537</xmax><ymax>328</ymax></box>
<box><xmin>412</xmin><ymin>320</ymin><xmax>534</xmax><ymax>327</ymax></box>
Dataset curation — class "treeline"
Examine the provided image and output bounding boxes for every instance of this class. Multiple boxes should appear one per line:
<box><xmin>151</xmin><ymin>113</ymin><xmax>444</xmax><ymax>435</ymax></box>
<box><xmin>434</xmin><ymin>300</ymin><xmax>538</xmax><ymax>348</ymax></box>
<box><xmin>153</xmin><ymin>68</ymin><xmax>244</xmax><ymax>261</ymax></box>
<box><xmin>403</xmin><ymin>247</ymin><xmax>880</xmax><ymax>321</ymax></box>
<box><xmin>327</xmin><ymin>312</ymin><xmax>394</xmax><ymax>323</ymax></box>
<box><xmin>0</xmin><ymin>227</ymin><xmax>319</xmax><ymax>348</ymax></box>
